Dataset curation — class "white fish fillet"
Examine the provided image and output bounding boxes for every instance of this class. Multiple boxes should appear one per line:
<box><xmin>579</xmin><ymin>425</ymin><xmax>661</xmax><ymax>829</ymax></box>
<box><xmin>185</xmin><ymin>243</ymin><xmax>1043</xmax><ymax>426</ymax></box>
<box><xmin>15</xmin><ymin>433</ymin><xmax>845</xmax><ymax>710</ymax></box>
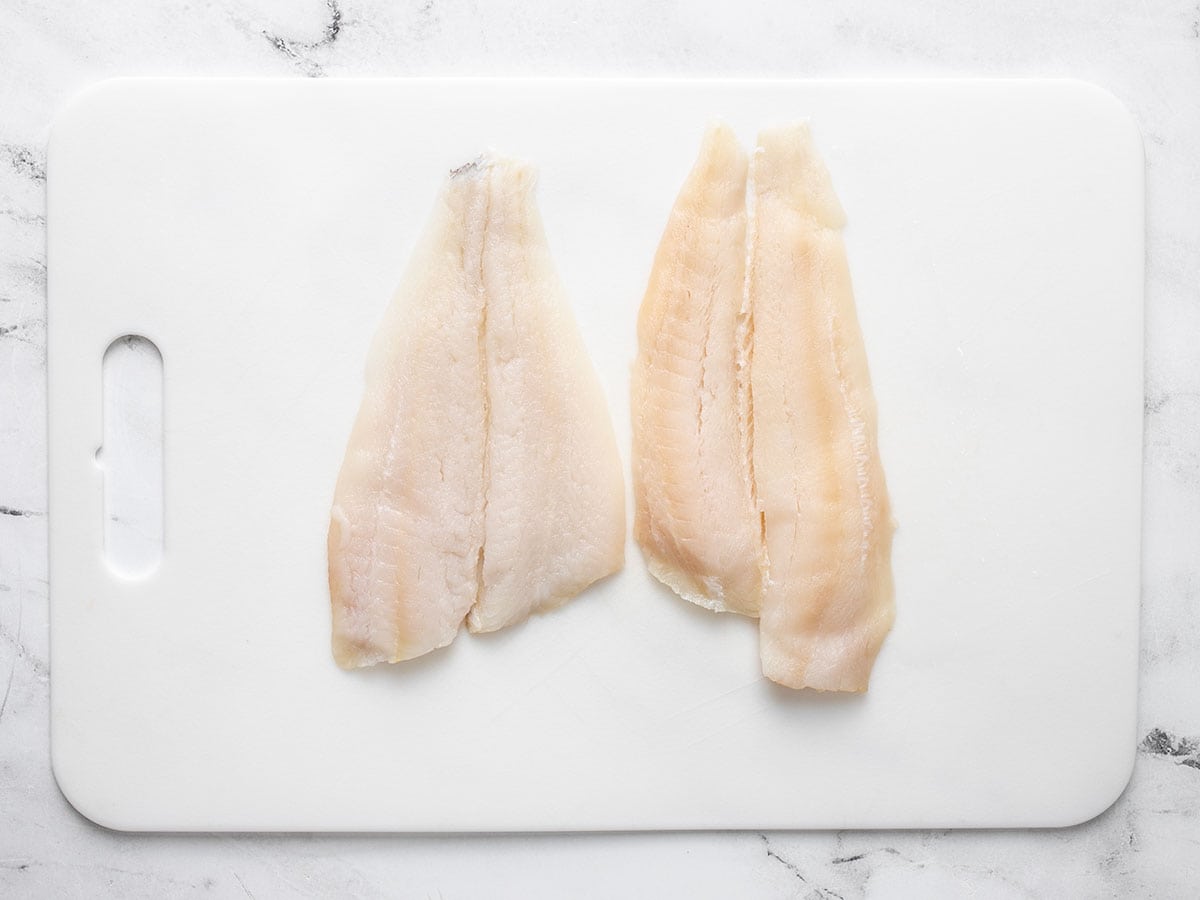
<box><xmin>328</xmin><ymin>163</ymin><xmax>490</xmax><ymax>668</ymax></box>
<box><xmin>467</xmin><ymin>159</ymin><xmax>626</xmax><ymax>633</ymax></box>
<box><xmin>632</xmin><ymin>123</ymin><xmax>894</xmax><ymax>691</ymax></box>
<box><xmin>750</xmin><ymin>124</ymin><xmax>895</xmax><ymax>692</ymax></box>
<box><xmin>631</xmin><ymin>124</ymin><xmax>764</xmax><ymax>616</ymax></box>
<box><xmin>329</xmin><ymin>156</ymin><xmax>625</xmax><ymax>668</ymax></box>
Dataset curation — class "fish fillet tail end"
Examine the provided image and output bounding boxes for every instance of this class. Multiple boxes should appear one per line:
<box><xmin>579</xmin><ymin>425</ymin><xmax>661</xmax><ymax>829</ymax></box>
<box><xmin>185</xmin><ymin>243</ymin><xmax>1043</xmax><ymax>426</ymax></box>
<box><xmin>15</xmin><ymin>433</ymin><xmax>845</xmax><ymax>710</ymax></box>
<box><xmin>760</xmin><ymin>618</ymin><xmax>893</xmax><ymax>693</ymax></box>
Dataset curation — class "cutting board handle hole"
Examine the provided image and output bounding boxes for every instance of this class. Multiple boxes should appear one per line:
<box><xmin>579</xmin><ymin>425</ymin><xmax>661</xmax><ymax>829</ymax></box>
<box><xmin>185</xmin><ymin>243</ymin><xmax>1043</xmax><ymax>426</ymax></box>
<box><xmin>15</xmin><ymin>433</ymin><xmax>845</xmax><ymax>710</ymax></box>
<box><xmin>100</xmin><ymin>335</ymin><xmax>164</xmax><ymax>579</ymax></box>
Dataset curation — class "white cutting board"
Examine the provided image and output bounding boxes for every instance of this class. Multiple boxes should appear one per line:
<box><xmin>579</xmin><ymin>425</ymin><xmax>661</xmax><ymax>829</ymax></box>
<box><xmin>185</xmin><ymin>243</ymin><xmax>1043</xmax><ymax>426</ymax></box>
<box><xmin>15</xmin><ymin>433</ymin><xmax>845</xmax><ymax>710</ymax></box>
<box><xmin>47</xmin><ymin>78</ymin><xmax>1143</xmax><ymax>831</ymax></box>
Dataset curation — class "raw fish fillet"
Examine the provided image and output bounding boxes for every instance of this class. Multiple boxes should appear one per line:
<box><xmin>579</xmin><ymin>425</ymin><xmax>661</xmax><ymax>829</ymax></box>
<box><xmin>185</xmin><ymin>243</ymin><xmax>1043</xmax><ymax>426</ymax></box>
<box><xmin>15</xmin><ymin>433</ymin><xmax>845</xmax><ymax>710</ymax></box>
<box><xmin>631</xmin><ymin>124</ymin><xmax>764</xmax><ymax>616</ymax></box>
<box><xmin>467</xmin><ymin>159</ymin><xmax>626</xmax><ymax>633</ymax></box>
<box><xmin>329</xmin><ymin>156</ymin><xmax>625</xmax><ymax>668</ymax></box>
<box><xmin>750</xmin><ymin>124</ymin><xmax>895</xmax><ymax>692</ymax></box>
<box><xmin>632</xmin><ymin>123</ymin><xmax>894</xmax><ymax>690</ymax></box>
<box><xmin>328</xmin><ymin>163</ymin><xmax>490</xmax><ymax>668</ymax></box>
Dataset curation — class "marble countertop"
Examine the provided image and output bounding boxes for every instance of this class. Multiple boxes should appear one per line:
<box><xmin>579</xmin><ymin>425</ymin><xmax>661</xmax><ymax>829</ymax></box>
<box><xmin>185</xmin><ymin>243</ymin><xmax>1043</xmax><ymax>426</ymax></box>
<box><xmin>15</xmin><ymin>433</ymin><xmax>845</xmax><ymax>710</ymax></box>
<box><xmin>2</xmin><ymin>0</ymin><xmax>1197</xmax><ymax>896</ymax></box>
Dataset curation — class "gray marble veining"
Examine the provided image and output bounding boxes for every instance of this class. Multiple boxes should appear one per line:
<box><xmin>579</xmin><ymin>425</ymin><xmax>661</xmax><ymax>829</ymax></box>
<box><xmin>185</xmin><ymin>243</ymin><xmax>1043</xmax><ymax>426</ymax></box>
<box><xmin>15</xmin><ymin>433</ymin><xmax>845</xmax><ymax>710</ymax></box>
<box><xmin>2</xmin><ymin>0</ymin><xmax>1198</xmax><ymax>896</ymax></box>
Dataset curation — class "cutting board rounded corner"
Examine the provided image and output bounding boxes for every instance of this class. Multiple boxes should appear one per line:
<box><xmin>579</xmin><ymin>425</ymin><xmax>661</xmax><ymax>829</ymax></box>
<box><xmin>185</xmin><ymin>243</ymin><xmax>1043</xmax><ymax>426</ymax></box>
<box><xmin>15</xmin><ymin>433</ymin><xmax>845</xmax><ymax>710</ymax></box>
<box><xmin>51</xmin><ymin>739</ymin><xmax>139</xmax><ymax>834</ymax></box>
<box><xmin>1048</xmin><ymin>737</ymin><xmax>1138</xmax><ymax>829</ymax></box>
<box><xmin>1056</xmin><ymin>78</ymin><xmax>1145</xmax><ymax>170</ymax></box>
<box><xmin>48</xmin><ymin>78</ymin><xmax>144</xmax><ymax>169</ymax></box>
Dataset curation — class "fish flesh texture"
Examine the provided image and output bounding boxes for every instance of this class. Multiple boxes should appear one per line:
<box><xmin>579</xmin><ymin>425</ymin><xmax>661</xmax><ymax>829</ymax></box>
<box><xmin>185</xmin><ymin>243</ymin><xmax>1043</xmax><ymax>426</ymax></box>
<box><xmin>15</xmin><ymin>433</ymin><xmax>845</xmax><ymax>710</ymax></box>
<box><xmin>632</xmin><ymin>123</ymin><xmax>894</xmax><ymax>691</ymax></box>
<box><xmin>467</xmin><ymin>159</ymin><xmax>626</xmax><ymax>633</ymax></box>
<box><xmin>749</xmin><ymin>124</ymin><xmax>894</xmax><ymax>692</ymax></box>
<box><xmin>329</xmin><ymin>156</ymin><xmax>625</xmax><ymax>668</ymax></box>
<box><xmin>631</xmin><ymin>124</ymin><xmax>764</xmax><ymax>616</ymax></box>
<box><xmin>328</xmin><ymin>164</ymin><xmax>490</xmax><ymax>668</ymax></box>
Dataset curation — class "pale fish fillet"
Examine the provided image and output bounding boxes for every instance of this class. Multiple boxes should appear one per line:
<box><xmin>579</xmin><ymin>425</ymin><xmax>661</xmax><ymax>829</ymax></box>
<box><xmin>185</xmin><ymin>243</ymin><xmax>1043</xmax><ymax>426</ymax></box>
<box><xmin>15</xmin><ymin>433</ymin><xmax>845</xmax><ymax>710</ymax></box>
<box><xmin>466</xmin><ymin>159</ymin><xmax>626</xmax><ymax>633</ymax></box>
<box><xmin>328</xmin><ymin>161</ymin><xmax>490</xmax><ymax>668</ymax></box>
<box><xmin>329</xmin><ymin>156</ymin><xmax>625</xmax><ymax>667</ymax></box>
<box><xmin>750</xmin><ymin>123</ymin><xmax>895</xmax><ymax>692</ymax></box>
<box><xmin>631</xmin><ymin>124</ymin><xmax>764</xmax><ymax>616</ymax></box>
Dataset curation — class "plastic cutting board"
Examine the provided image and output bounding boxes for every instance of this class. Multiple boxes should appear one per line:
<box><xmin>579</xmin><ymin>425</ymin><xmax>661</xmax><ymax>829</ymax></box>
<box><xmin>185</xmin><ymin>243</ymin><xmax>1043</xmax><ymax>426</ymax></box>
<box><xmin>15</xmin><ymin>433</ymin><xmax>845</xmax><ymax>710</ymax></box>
<box><xmin>47</xmin><ymin>78</ymin><xmax>1143</xmax><ymax>831</ymax></box>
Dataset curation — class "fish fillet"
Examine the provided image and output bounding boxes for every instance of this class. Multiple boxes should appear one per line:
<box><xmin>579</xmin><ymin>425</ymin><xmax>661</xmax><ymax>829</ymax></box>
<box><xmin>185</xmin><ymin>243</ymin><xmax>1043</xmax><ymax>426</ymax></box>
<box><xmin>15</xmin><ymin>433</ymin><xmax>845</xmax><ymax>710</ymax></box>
<box><xmin>750</xmin><ymin>124</ymin><xmax>895</xmax><ymax>692</ymax></box>
<box><xmin>631</xmin><ymin>124</ymin><xmax>764</xmax><ymax>616</ymax></box>
<box><xmin>329</xmin><ymin>156</ymin><xmax>625</xmax><ymax>668</ymax></box>
<box><xmin>467</xmin><ymin>159</ymin><xmax>626</xmax><ymax>633</ymax></box>
<box><xmin>328</xmin><ymin>162</ymin><xmax>490</xmax><ymax>668</ymax></box>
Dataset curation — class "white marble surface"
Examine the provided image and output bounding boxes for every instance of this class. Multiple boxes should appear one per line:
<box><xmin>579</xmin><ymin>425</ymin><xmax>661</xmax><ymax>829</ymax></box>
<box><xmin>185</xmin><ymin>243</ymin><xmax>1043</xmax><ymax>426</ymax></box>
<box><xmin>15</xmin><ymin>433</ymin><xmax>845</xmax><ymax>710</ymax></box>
<box><xmin>1</xmin><ymin>0</ymin><xmax>1198</xmax><ymax>896</ymax></box>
